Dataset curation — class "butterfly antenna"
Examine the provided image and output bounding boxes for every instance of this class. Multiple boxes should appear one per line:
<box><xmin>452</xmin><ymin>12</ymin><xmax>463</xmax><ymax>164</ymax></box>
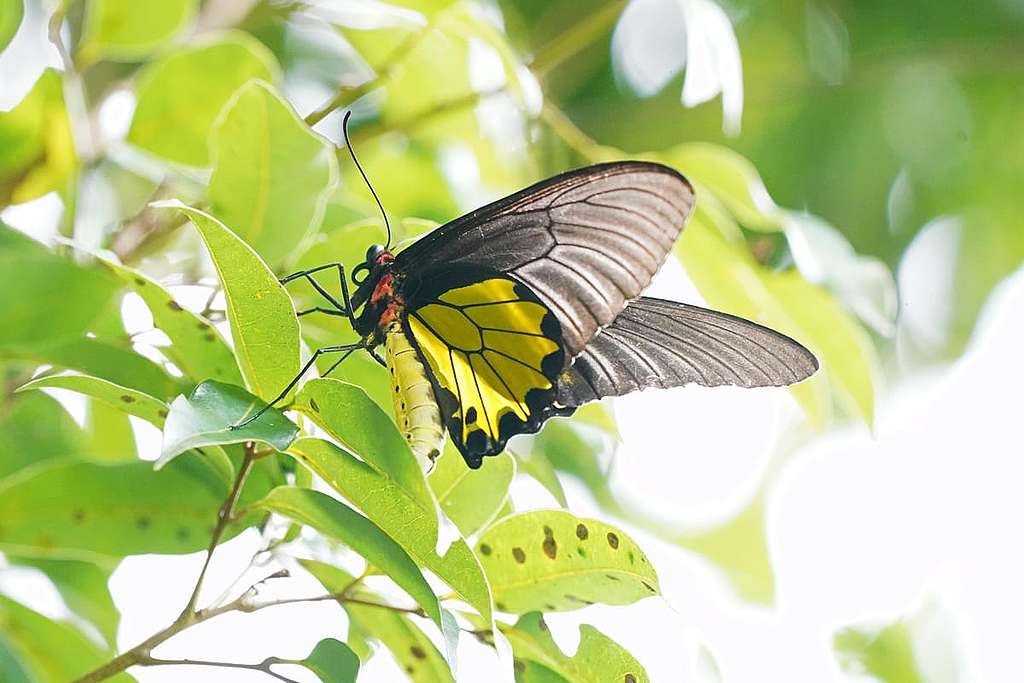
<box><xmin>342</xmin><ymin>110</ymin><xmax>392</xmax><ymax>249</ymax></box>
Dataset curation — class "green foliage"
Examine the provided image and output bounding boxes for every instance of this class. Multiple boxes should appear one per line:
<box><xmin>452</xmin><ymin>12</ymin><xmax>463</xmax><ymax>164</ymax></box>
<box><xmin>78</xmin><ymin>0</ymin><xmax>197</xmax><ymax>64</ymax></box>
<box><xmin>429</xmin><ymin>443</ymin><xmax>515</xmax><ymax>537</ymax></box>
<box><xmin>17</xmin><ymin>373</ymin><xmax>168</xmax><ymax>427</ymax></box>
<box><xmin>299</xmin><ymin>638</ymin><xmax>360</xmax><ymax>683</ymax></box>
<box><xmin>0</xmin><ymin>0</ymin><xmax>22</xmax><ymax>54</ymax></box>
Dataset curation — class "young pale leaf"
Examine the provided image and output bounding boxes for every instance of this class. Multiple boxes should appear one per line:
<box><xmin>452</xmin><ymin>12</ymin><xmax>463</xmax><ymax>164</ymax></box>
<box><xmin>0</xmin><ymin>224</ymin><xmax>118</xmax><ymax>350</ymax></box>
<box><xmin>0</xmin><ymin>0</ymin><xmax>22</xmax><ymax>53</ymax></box>
<box><xmin>429</xmin><ymin>444</ymin><xmax>515</xmax><ymax>537</ymax></box>
<box><xmin>286</xmin><ymin>437</ymin><xmax>493</xmax><ymax>626</ymax></box>
<box><xmin>503</xmin><ymin>613</ymin><xmax>649</xmax><ymax>683</ymax></box>
<box><xmin>254</xmin><ymin>487</ymin><xmax>442</xmax><ymax>626</ymax></box>
<box><xmin>12</xmin><ymin>557</ymin><xmax>120</xmax><ymax>646</ymax></box>
<box><xmin>18</xmin><ymin>373</ymin><xmax>168</xmax><ymax>427</ymax></box>
<box><xmin>82</xmin><ymin>399</ymin><xmax>137</xmax><ymax>462</ymax></box>
<box><xmin>159</xmin><ymin>380</ymin><xmax>297</xmax><ymax>468</ymax></box>
<box><xmin>0</xmin><ymin>595</ymin><xmax>136</xmax><ymax>682</ymax></box>
<box><xmin>0</xmin><ymin>71</ymin><xmax>76</xmax><ymax>206</ymax></box>
<box><xmin>475</xmin><ymin>511</ymin><xmax>659</xmax><ymax>613</ymax></box>
<box><xmin>128</xmin><ymin>33</ymin><xmax>279</xmax><ymax>166</ymax></box>
<box><xmin>78</xmin><ymin>0</ymin><xmax>198</xmax><ymax>63</ymax></box>
<box><xmin>294</xmin><ymin>379</ymin><xmax>432</xmax><ymax>512</ymax></box>
<box><xmin>662</xmin><ymin>143</ymin><xmax>782</xmax><ymax>231</ymax></box>
<box><xmin>0</xmin><ymin>458</ymin><xmax>230</xmax><ymax>558</ymax></box>
<box><xmin>98</xmin><ymin>257</ymin><xmax>242</xmax><ymax>385</ymax></box>
<box><xmin>209</xmin><ymin>81</ymin><xmax>338</xmax><ymax>268</ymax></box>
<box><xmin>300</xmin><ymin>560</ymin><xmax>455</xmax><ymax>683</ymax></box>
<box><xmin>157</xmin><ymin>202</ymin><xmax>300</xmax><ymax>401</ymax></box>
<box><xmin>298</xmin><ymin>638</ymin><xmax>359</xmax><ymax>683</ymax></box>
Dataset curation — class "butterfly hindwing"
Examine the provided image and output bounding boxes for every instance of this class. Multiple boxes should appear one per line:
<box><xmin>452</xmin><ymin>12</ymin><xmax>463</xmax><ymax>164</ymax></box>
<box><xmin>403</xmin><ymin>269</ymin><xmax>566</xmax><ymax>468</ymax></box>
<box><xmin>395</xmin><ymin>161</ymin><xmax>695</xmax><ymax>358</ymax></box>
<box><xmin>555</xmin><ymin>297</ymin><xmax>819</xmax><ymax>407</ymax></box>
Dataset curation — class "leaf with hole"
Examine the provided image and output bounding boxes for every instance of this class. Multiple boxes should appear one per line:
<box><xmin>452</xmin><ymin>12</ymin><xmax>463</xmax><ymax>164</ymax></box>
<box><xmin>157</xmin><ymin>202</ymin><xmax>300</xmax><ymax>402</ymax></box>
<box><xmin>159</xmin><ymin>379</ymin><xmax>297</xmax><ymax>468</ymax></box>
<box><xmin>475</xmin><ymin>510</ymin><xmax>659</xmax><ymax>613</ymax></box>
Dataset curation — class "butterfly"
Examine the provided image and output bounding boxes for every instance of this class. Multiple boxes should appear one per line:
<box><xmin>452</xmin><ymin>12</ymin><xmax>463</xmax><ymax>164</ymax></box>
<box><xmin>237</xmin><ymin>119</ymin><xmax>818</xmax><ymax>470</ymax></box>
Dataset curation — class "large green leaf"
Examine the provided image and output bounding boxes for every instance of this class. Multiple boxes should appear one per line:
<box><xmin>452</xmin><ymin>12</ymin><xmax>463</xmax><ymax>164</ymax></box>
<box><xmin>209</xmin><ymin>80</ymin><xmax>338</xmax><ymax>268</ymax></box>
<box><xmin>0</xmin><ymin>224</ymin><xmax>118</xmax><ymax>350</ymax></box>
<box><xmin>298</xmin><ymin>638</ymin><xmax>360</xmax><ymax>683</ymax></box>
<box><xmin>254</xmin><ymin>486</ymin><xmax>442</xmax><ymax>626</ymax></box>
<box><xmin>294</xmin><ymin>379</ymin><xmax>432</xmax><ymax>511</ymax></box>
<box><xmin>503</xmin><ymin>613</ymin><xmax>649</xmax><ymax>683</ymax></box>
<box><xmin>13</xmin><ymin>557</ymin><xmax>120</xmax><ymax>646</ymax></box>
<box><xmin>98</xmin><ymin>256</ymin><xmax>242</xmax><ymax>385</ymax></box>
<box><xmin>0</xmin><ymin>595</ymin><xmax>135</xmax><ymax>682</ymax></box>
<box><xmin>301</xmin><ymin>560</ymin><xmax>455</xmax><ymax>683</ymax></box>
<box><xmin>0</xmin><ymin>391</ymin><xmax>87</xmax><ymax>481</ymax></box>
<box><xmin>0</xmin><ymin>0</ymin><xmax>22</xmax><ymax>54</ymax></box>
<box><xmin>0</xmin><ymin>458</ymin><xmax>232</xmax><ymax>558</ymax></box>
<box><xmin>286</xmin><ymin>437</ymin><xmax>493</xmax><ymax>626</ymax></box>
<box><xmin>18</xmin><ymin>373</ymin><xmax>168</xmax><ymax>426</ymax></box>
<box><xmin>429</xmin><ymin>443</ymin><xmax>515</xmax><ymax>537</ymax></box>
<box><xmin>159</xmin><ymin>379</ymin><xmax>297</xmax><ymax>468</ymax></box>
<box><xmin>475</xmin><ymin>510</ymin><xmax>659</xmax><ymax>613</ymax></box>
<box><xmin>127</xmin><ymin>33</ymin><xmax>279</xmax><ymax>166</ymax></box>
<box><xmin>0</xmin><ymin>70</ymin><xmax>76</xmax><ymax>206</ymax></box>
<box><xmin>78</xmin><ymin>0</ymin><xmax>198</xmax><ymax>63</ymax></box>
<box><xmin>158</xmin><ymin>202</ymin><xmax>300</xmax><ymax>401</ymax></box>
<box><xmin>81</xmin><ymin>399</ymin><xmax>137</xmax><ymax>462</ymax></box>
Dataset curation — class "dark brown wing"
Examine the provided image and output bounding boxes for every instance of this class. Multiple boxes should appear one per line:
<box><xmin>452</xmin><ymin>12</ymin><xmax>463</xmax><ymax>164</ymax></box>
<box><xmin>395</xmin><ymin>162</ymin><xmax>695</xmax><ymax>359</ymax></box>
<box><xmin>555</xmin><ymin>297</ymin><xmax>819</xmax><ymax>407</ymax></box>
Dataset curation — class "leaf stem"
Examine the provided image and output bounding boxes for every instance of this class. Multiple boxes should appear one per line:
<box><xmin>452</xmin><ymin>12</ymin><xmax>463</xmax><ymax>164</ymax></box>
<box><xmin>530</xmin><ymin>0</ymin><xmax>627</xmax><ymax>77</ymax></box>
<box><xmin>540</xmin><ymin>101</ymin><xmax>607</xmax><ymax>163</ymax></box>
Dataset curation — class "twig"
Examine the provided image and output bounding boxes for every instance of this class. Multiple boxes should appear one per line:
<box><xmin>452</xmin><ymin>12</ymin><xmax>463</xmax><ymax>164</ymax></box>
<box><xmin>137</xmin><ymin>655</ymin><xmax>300</xmax><ymax>683</ymax></box>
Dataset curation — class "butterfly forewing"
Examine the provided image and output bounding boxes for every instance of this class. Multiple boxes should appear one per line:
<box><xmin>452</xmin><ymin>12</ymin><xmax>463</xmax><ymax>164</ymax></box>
<box><xmin>403</xmin><ymin>271</ymin><xmax>566</xmax><ymax>467</ymax></box>
<box><xmin>395</xmin><ymin>161</ymin><xmax>695</xmax><ymax>359</ymax></box>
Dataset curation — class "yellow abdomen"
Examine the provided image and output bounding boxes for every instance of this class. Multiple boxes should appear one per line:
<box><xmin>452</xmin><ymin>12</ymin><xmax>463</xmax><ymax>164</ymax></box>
<box><xmin>384</xmin><ymin>324</ymin><xmax>445</xmax><ymax>472</ymax></box>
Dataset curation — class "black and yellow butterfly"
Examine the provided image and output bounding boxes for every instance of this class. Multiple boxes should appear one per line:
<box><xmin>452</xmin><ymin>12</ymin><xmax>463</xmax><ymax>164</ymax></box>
<box><xmin>240</xmin><ymin>143</ymin><xmax>817</xmax><ymax>470</ymax></box>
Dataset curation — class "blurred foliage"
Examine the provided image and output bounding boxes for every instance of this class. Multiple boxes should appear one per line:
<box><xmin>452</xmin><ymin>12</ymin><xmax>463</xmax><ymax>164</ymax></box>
<box><xmin>0</xmin><ymin>0</ymin><xmax>1018</xmax><ymax>681</ymax></box>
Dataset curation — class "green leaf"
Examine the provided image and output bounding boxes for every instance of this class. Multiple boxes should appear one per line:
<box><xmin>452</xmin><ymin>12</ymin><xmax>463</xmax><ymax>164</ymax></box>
<box><xmin>78</xmin><ymin>0</ymin><xmax>198</xmax><ymax>63</ymax></box>
<box><xmin>254</xmin><ymin>486</ymin><xmax>442</xmax><ymax>626</ymax></box>
<box><xmin>514</xmin><ymin>445</ymin><xmax>568</xmax><ymax>509</ymax></box>
<box><xmin>503</xmin><ymin>613</ymin><xmax>649</xmax><ymax>683</ymax></box>
<box><xmin>6</xmin><ymin>337</ymin><xmax>179</xmax><ymax>400</ymax></box>
<box><xmin>429</xmin><ymin>443</ymin><xmax>514</xmax><ymax>537</ymax></box>
<box><xmin>127</xmin><ymin>33</ymin><xmax>279</xmax><ymax>166</ymax></box>
<box><xmin>294</xmin><ymin>379</ymin><xmax>432</xmax><ymax>510</ymax></box>
<box><xmin>158</xmin><ymin>202</ymin><xmax>300</xmax><ymax>401</ymax></box>
<box><xmin>12</xmin><ymin>557</ymin><xmax>120</xmax><ymax>646</ymax></box>
<box><xmin>82</xmin><ymin>399</ymin><xmax>137</xmax><ymax>462</ymax></box>
<box><xmin>475</xmin><ymin>510</ymin><xmax>659</xmax><ymax>613</ymax></box>
<box><xmin>0</xmin><ymin>594</ymin><xmax>136</xmax><ymax>682</ymax></box>
<box><xmin>0</xmin><ymin>0</ymin><xmax>22</xmax><ymax>54</ymax></box>
<box><xmin>209</xmin><ymin>80</ymin><xmax>339</xmax><ymax>268</ymax></box>
<box><xmin>300</xmin><ymin>560</ymin><xmax>455</xmax><ymax>683</ymax></box>
<box><xmin>0</xmin><ymin>70</ymin><xmax>76</xmax><ymax>206</ymax></box>
<box><xmin>298</xmin><ymin>638</ymin><xmax>359</xmax><ymax>683</ymax></box>
<box><xmin>663</xmin><ymin>143</ymin><xmax>783</xmax><ymax>231</ymax></box>
<box><xmin>159</xmin><ymin>379</ymin><xmax>298</xmax><ymax>468</ymax></box>
<box><xmin>0</xmin><ymin>390</ymin><xmax>87</xmax><ymax>481</ymax></box>
<box><xmin>286</xmin><ymin>437</ymin><xmax>493</xmax><ymax>627</ymax></box>
<box><xmin>834</xmin><ymin>622</ymin><xmax>922</xmax><ymax>683</ymax></box>
<box><xmin>0</xmin><ymin>224</ymin><xmax>118</xmax><ymax>350</ymax></box>
<box><xmin>98</xmin><ymin>256</ymin><xmax>243</xmax><ymax>385</ymax></box>
<box><xmin>18</xmin><ymin>373</ymin><xmax>168</xmax><ymax>426</ymax></box>
<box><xmin>0</xmin><ymin>458</ymin><xmax>231</xmax><ymax>558</ymax></box>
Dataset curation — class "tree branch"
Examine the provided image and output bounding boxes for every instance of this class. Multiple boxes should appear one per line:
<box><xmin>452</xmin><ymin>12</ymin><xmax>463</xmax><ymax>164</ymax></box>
<box><xmin>138</xmin><ymin>655</ymin><xmax>300</xmax><ymax>683</ymax></box>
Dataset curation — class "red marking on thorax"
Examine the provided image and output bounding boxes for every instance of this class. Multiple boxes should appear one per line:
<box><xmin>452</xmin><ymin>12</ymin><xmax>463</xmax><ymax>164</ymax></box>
<box><xmin>370</xmin><ymin>254</ymin><xmax>404</xmax><ymax>332</ymax></box>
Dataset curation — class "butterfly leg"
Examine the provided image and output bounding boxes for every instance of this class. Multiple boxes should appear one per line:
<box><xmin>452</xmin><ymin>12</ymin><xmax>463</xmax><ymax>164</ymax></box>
<box><xmin>280</xmin><ymin>263</ymin><xmax>358</xmax><ymax>329</ymax></box>
<box><xmin>230</xmin><ymin>342</ymin><xmax>364</xmax><ymax>430</ymax></box>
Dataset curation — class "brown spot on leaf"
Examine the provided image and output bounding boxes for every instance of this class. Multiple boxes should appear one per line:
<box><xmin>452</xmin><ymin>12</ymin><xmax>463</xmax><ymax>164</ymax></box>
<box><xmin>607</xmin><ymin>532</ymin><xmax>619</xmax><ymax>549</ymax></box>
<box><xmin>606</xmin><ymin>574</ymin><xmax>620</xmax><ymax>581</ymax></box>
<box><xmin>544</xmin><ymin>603</ymin><xmax>555</xmax><ymax>611</ymax></box>
<box><xmin>405</xmin><ymin>665</ymin><xmax>414</xmax><ymax>674</ymax></box>
<box><xmin>642</xmin><ymin>581</ymin><xmax>656</xmax><ymax>593</ymax></box>
<box><xmin>176</xmin><ymin>527</ymin><xmax>191</xmax><ymax>542</ymax></box>
<box><xmin>158</xmin><ymin>409</ymin><xmax>168</xmax><ymax>419</ymax></box>
<box><xmin>495</xmin><ymin>602</ymin><xmax>506</xmax><ymax>611</ymax></box>
<box><xmin>309</xmin><ymin>398</ymin><xmax>320</xmax><ymax>413</ymax></box>
<box><xmin>410</xmin><ymin>645</ymin><xmax>426</xmax><ymax>660</ymax></box>
<box><xmin>625</xmin><ymin>675</ymin><xmax>637</xmax><ymax>683</ymax></box>
<box><xmin>542</xmin><ymin>535</ymin><xmax>557</xmax><ymax>560</ymax></box>
<box><xmin>134</xmin><ymin>277</ymin><xmax>147</xmax><ymax>287</ymax></box>
<box><xmin>204</xmin><ymin>333</ymin><xmax>216</xmax><ymax>342</ymax></box>
<box><xmin>120</xmin><ymin>395</ymin><xmax>135</xmax><ymax>403</ymax></box>
<box><xmin>564</xmin><ymin>594</ymin><xmax>594</xmax><ymax>605</ymax></box>
<box><xmin>72</xmin><ymin>509</ymin><xmax>85</xmax><ymax>523</ymax></box>
<box><xmin>537</xmin><ymin>616</ymin><xmax>548</xmax><ymax>631</ymax></box>
<box><xmin>512</xmin><ymin>547</ymin><xmax>526</xmax><ymax>563</ymax></box>
<box><xmin>197</xmin><ymin>321</ymin><xmax>209</xmax><ymax>330</ymax></box>
<box><xmin>479</xmin><ymin>543</ymin><xmax>492</xmax><ymax>556</ymax></box>
<box><xmin>167</xmin><ymin>301</ymin><xmax>183</xmax><ymax>312</ymax></box>
<box><xmin>514</xmin><ymin>659</ymin><xmax>526</xmax><ymax>674</ymax></box>
<box><xmin>543</xmin><ymin>525</ymin><xmax>553</xmax><ymax>537</ymax></box>
<box><xmin>136</xmin><ymin>516</ymin><xmax>151</xmax><ymax>530</ymax></box>
<box><xmin>576</xmin><ymin>523</ymin><xmax>589</xmax><ymax>540</ymax></box>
